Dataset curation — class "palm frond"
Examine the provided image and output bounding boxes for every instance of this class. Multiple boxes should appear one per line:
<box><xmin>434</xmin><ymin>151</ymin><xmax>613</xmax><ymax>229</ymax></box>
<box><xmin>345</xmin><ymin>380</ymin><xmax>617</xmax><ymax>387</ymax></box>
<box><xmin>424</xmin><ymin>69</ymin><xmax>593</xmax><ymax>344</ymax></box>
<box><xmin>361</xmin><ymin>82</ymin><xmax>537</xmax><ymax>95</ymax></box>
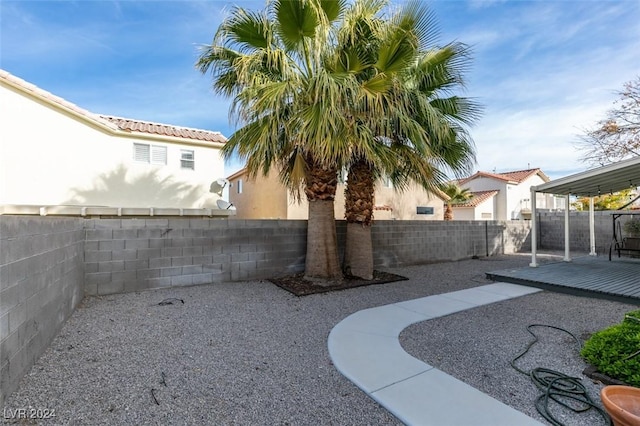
<box><xmin>275</xmin><ymin>0</ymin><xmax>319</xmax><ymax>48</ymax></box>
<box><xmin>392</xmin><ymin>0</ymin><xmax>439</xmax><ymax>51</ymax></box>
<box><xmin>219</xmin><ymin>6</ymin><xmax>271</xmax><ymax>51</ymax></box>
<box><xmin>320</xmin><ymin>0</ymin><xmax>348</xmax><ymax>23</ymax></box>
<box><xmin>412</xmin><ymin>43</ymin><xmax>473</xmax><ymax>93</ymax></box>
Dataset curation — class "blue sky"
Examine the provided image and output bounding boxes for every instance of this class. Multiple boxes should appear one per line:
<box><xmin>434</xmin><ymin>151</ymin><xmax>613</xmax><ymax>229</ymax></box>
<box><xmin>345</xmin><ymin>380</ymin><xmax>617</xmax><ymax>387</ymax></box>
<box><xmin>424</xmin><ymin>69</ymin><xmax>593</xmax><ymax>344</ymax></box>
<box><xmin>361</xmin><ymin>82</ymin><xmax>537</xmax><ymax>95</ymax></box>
<box><xmin>1</xmin><ymin>0</ymin><xmax>639</xmax><ymax>179</ymax></box>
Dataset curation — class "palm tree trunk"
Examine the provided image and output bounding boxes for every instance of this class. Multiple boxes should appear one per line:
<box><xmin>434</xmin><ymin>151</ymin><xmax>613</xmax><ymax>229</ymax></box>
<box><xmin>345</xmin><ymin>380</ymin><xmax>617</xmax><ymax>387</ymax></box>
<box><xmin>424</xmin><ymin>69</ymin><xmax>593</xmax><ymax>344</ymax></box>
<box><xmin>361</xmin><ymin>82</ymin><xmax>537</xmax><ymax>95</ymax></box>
<box><xmin>343</xmin><ymin>157</ymin><xmax>374</xmax><ymax>280</ymax></box>
<box><xmin>305</xmin><ymin>200</ymin><xmax>342</xmax><ymax>281</ymax></box>
<box><xmin>304</xmin><ymin>156</ymin><xmax>342</xmax><ymax>282</ymax></box>
<box><xmin>444</xmin><ymin>203</ymin><xmax>453</xmax><ymax>221</ymax></box>
<box><xmin>344</xmin><ymin>222</ymin><xmax>373</xmax><ymax>279</ymax></box>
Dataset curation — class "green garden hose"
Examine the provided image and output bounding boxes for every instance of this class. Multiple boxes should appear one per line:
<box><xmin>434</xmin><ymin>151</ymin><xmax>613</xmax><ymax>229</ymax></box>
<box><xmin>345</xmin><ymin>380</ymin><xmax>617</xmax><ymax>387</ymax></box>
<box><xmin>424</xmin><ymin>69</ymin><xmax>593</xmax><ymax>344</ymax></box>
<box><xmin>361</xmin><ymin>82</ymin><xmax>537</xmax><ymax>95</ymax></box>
<box><xmin>510</xmin><ymin>324</ymin><xmax>612</xmax><ymax>426</ymax></box>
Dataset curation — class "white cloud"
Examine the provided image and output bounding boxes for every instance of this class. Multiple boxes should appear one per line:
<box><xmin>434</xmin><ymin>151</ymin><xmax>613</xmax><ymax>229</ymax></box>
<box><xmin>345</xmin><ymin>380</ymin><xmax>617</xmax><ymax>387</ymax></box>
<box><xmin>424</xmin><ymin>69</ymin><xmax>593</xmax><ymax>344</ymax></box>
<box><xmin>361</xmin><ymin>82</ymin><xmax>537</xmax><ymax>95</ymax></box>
<box><xmin>453</xmin><ymin>0</ymin><xmax>640</xmax><ymax>180</ymax></box>
<box><xmin>472</xmin><ymin>101</ymin><xmax>614</xmax><ymax>178</ymax></box>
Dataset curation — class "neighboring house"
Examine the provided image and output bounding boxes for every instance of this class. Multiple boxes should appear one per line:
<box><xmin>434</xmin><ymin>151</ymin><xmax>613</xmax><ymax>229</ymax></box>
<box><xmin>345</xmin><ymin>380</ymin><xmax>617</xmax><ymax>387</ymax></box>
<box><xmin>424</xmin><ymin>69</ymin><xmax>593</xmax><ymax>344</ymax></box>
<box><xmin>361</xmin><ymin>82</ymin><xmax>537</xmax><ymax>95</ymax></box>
<box><xmin>0</xmin><ymin>69</ymin><xmax>227</xmax><ymax>210</ymax></box>
<box><xmin>454</xmin><ymin>168</ymin><xmax>565</xmax><ymax>220</ymax></box>
<box><xmin>450</xmin><ymin>190</ymin><xmax>499</xmax><ymax>221</ymax></box>
<box><xmin>227</xmin><ymin>167</ymin><xmax>448</xmax><ymax>220</ymax></box>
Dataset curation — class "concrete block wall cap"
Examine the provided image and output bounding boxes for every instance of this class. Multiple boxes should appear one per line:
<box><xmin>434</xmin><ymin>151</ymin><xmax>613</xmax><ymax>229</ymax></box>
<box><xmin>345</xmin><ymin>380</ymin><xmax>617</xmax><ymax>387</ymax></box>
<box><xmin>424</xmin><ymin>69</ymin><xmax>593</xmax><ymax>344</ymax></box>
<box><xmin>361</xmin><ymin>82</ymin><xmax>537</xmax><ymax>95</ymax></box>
<box><xmin>0</xmin><ymin>204</ymin><xmax>236</xmax><ymax>217</ymax></box>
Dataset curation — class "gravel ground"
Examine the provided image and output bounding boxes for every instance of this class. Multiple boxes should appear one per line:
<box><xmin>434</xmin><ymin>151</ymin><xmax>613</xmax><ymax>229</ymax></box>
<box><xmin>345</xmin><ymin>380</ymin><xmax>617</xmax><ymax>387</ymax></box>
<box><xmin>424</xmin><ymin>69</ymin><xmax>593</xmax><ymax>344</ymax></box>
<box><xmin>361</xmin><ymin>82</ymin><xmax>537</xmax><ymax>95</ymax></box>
<box><xmin>401</xmin><ymin>292</ymin><xmax>636</xmax><ymax>426</ymax></box>
<box><xmin>3</xmin><ymin>253</ymin><xmax>637</xmax><ymax>425</ymax></box>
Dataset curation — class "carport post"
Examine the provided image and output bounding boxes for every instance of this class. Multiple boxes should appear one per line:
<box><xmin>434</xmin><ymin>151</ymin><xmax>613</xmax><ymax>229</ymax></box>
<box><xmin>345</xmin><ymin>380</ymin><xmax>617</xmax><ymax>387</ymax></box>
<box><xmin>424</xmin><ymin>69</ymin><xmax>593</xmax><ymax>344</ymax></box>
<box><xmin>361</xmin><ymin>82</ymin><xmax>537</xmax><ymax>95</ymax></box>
<box><xmin>589</xmin><ymin>197</ymin><xmax>596</xmax><ymax>256</ymax></box>
<box><xmin>564</xmin><ymin>194</ymin><xmax>571</xmax><ymax>262</ymax></box>
<box><xmin>529</xmin><ymin>187</ymin><xmax>538</xmax><ymax>267</ymax></box>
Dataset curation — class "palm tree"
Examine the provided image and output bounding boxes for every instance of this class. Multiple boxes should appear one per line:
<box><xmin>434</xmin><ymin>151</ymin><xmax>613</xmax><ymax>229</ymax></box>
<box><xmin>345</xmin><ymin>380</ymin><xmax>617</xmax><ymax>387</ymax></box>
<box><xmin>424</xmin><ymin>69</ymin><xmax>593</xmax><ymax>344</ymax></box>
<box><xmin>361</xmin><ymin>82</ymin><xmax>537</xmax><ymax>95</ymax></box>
<box><xmin>441</xmin><ymin>182</ymin><xmax>472</xmax><ymax>221</ymax></box>
<box><xmin>197</xmin><ymin>0</ymin><xmax>479</xmax><ymax>281</ymax></box>
<box><xmin>197</xmin><ymin>0</ymin><xmax>351</xmax><ymax>281</ymax></box>
<box><xmin>338</xmin><ymin>2</ymin><xmax>481</xmax><ymax>278</ymax></box>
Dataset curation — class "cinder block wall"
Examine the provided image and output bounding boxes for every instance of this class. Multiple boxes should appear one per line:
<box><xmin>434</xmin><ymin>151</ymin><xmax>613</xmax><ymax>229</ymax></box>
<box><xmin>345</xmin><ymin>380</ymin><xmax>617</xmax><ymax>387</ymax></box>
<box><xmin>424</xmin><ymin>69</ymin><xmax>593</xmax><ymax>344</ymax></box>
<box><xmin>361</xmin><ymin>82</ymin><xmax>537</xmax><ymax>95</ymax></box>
<box><xmin>536</xmin><ymin>211</ymin><xmax>624</xmax><ymax>255</ymax></box>
<box><xmin>371</xmin><ymin>220</ymin><xmax>531</xmax><ymax>267</ymax></box>
<box><xmin>83</xmin><ymin>218</ymin><xmax>531</xmax><ymax>295</ymax></box>
<box><xmin>503</xmin><ymin>221</ymin><xmax>533</xmax><ymax>253</ymax></box>
<box><xmin>0</xmin><ymin>216</ymin><xmax>84</xmax><ymax>406</ymax></box>
<box><xmin>83</xmin><ymin>218</ymin><xmax>308</xmax><ymax>295</ymax></box>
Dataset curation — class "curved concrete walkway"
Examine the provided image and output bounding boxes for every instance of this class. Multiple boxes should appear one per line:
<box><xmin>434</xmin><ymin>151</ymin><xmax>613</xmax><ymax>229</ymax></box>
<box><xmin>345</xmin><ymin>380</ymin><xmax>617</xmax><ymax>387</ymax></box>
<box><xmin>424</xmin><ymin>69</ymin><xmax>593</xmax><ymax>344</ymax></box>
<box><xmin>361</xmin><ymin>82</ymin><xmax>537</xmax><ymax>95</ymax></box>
<box><xmin>328</xmin><ymin>282</ymin><xmax>544</xmax><ymax>426</ymax></box>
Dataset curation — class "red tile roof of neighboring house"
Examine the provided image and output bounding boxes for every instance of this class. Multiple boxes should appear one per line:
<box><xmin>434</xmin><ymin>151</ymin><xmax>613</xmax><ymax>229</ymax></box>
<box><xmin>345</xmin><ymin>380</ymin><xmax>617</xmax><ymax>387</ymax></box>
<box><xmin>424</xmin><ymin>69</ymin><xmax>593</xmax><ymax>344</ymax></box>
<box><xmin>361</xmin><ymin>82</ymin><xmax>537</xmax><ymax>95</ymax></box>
<box><xmin>453</xmin><ymin>190</ymin><xmax>499</xmax><ymax>207</ymax></box>
<box><xmin>460</xmin><ymin>168</ymin><xmax>549</xmax><ymax>185</ymax></box>
<box><xmin>101</xmin><ymin>116</ymin><xmax>226</xmax><ymax>144</ymax></box>
<box><xmin>500</xmin><ymin>168</ymin><xmax>550</xmax><ymax>183</ymax></box>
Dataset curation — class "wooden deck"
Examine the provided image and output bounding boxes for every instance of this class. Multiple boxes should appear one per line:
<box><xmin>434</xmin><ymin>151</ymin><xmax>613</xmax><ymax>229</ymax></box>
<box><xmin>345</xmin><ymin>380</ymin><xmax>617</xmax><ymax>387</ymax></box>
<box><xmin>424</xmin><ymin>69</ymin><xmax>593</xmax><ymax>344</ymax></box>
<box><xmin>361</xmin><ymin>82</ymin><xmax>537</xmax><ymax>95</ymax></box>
<box><xmin>486</xmin><ymin>255</ymin><xmax>640</xmax><ymax>305</ymax></box>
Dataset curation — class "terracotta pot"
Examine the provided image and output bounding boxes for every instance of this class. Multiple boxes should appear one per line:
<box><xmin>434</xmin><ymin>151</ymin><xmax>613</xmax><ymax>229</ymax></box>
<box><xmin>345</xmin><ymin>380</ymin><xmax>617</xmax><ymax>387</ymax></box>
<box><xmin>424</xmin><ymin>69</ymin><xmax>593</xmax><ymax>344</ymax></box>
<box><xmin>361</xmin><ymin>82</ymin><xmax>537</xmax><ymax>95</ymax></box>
<box><xmin>601</xmin><ymin>385</ymin><xmax>640</xmax><ymax>426</ymax></box>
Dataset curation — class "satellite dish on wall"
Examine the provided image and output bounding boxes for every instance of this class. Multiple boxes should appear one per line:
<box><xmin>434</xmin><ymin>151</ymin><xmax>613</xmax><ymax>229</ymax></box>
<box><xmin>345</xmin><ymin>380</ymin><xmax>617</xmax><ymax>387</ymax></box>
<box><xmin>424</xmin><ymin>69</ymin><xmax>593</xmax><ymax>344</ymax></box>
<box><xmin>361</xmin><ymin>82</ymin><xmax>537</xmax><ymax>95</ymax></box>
<box><xmin>210</xmin><ymin>178</ymin><xmax>229</xmax><ymax>196</ymax></box>
<box><xmin>216</xmin><ymin>199</ymin><xmax>236</xmax><ymax>210</ymax></box>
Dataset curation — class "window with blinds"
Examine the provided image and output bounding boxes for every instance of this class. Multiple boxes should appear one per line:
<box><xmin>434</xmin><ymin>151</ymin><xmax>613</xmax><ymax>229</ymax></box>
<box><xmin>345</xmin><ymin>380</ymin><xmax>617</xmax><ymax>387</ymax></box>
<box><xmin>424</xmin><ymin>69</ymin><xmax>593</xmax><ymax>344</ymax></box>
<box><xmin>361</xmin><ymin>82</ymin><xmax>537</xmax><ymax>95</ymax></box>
<box><xmin>151</xmin><ymin>146</ymin><xmax>167</xmax><ymax>165</ymax></box>
<box><xmin>180</xmin><ymin>150</ymin><xmax>195</xmax><ymax>170</ymax></box>
<box><xmin>133</xmin><ymin>143</ymin><xmax>166</xmax><ymax>165</ymax></box>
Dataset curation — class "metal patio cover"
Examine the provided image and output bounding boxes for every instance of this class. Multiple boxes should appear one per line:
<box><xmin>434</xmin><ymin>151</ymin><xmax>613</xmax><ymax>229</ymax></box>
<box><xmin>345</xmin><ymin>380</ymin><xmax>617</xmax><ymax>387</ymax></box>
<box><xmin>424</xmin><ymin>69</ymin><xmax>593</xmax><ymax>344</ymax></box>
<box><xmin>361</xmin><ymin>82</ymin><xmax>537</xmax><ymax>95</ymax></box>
<box><xmin>532</xmin><ymin>155</ymin><xmax>640</xmax><ymax>197</ymax></box>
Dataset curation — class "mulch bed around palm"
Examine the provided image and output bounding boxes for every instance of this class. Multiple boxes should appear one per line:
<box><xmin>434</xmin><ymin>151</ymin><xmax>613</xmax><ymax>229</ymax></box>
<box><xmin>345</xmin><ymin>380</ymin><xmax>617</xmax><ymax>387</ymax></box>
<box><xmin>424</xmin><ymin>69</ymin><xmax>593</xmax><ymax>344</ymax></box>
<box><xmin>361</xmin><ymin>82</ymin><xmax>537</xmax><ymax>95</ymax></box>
<box><xmin>268</xmin><ymin>270</ymin><xmax>408</xmax><ymax>296</ymax></box>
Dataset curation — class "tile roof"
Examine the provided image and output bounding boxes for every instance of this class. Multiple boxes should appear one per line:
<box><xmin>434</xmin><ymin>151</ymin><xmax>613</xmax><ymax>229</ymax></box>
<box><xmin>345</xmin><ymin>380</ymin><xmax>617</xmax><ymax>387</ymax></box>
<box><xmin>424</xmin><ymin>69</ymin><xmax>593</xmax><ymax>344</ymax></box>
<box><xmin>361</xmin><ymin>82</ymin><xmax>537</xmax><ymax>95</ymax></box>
<box><xmin>452</xmin><ymin>190</ymin><xmax>499</xmax><ymax>208</ymax></box>
<box><xmin>1</xmin><ymin>69</ymin><xmax>226</xmax><ymax>145</ymax></box>
<box><xmin>461</xmin><ymin>168</ymin><xmax>549</xmax><ymax>185</ymax></box>
<box><xmin>499</xmin><ymin>168</ymin><xmax>550</xmax><ymax>183</ymax></box>
<box><xmin>101</xmin><ymin>116</ymin><xmax>226</xmax><ymax>144</ymax></box>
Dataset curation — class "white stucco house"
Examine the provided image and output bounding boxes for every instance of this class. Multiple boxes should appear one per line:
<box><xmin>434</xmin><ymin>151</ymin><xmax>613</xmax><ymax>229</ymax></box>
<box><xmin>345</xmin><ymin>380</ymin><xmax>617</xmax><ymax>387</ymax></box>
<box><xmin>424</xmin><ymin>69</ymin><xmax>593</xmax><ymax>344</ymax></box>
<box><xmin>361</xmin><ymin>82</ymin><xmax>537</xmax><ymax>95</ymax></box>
<box><xmin>0</xmin><ymin>69</ymin><xmax>229</xmax><ymax>214</ymax></box>
<box><xmin>449</xmin><ymin>190</ymin><xmax>499</xmax><ymax>221</ymax></box>
<box><xmin>454</xmin><ymin>168</ymin><xmax>565</xmax><ymax>220</ymax></box>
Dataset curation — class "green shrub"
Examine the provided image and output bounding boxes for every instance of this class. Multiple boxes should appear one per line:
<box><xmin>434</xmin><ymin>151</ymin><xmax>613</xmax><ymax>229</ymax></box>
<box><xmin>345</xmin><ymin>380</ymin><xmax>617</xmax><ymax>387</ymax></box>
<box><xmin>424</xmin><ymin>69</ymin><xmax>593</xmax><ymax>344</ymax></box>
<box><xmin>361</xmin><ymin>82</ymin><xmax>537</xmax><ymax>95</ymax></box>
<box><xmin>581</xmin><ymin>310</ymin><xmax>640</xmax><ymax>387</ymax></box>
<box><xmin>624</xmin><ymin>309</ymin><xmax>640</xmax><ymax>323</ymax></box>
